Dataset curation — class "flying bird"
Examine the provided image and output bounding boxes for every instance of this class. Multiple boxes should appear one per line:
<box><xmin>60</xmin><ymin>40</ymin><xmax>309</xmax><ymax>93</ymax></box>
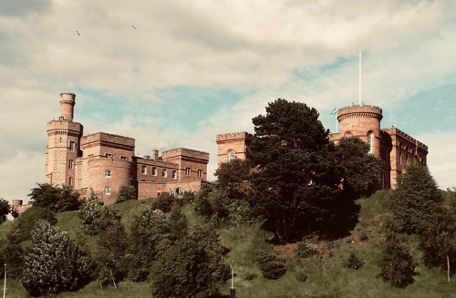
<box><xmin>76</xmin><ymin>30</ymin><xmax>80</xmax><ymax>36</ymax></box>
<box><xmin>131</xmin><ymin>25</ymin><xmax>136</xmax><ymax>29</ymax></box>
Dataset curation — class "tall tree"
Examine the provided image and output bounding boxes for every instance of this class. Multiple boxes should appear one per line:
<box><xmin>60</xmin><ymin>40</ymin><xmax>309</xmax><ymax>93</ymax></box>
<box><xmin>390</xmin><ymin>164</ymin><xmax>443</xmax><ymax>235</ymax></box>
<box><xmin>21</xmin><ymin>221</ymin><xmax>92</xmax><ymax>297</ymax></box>
<box><xmin>79</xmin><ymin>194</ymin><xmax>120</xmax><ymax>236</ymax></box>
<box><xmin>28</xmin><ymin>183</ymin><xmax>80</xmax><ymax>212</ymax></box>
<box><xmin>249</xmin><ymin>99</ymin><xmax>340</xmax><ymax>242</ymax></box>
<box><xmin>0</xmin><ymin>197</ymin><xmax>11</xmax><ymax>223</ymax></box>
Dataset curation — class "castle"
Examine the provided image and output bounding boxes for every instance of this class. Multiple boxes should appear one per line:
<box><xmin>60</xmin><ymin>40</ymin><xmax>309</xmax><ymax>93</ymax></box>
<box><xmin>45</xmin><ymin>93</ymin><xmax>209</xmax><ymax>205</ymax></box>
<box><xmin>216</xmin><ymin>103</ymin><xmax>428</xmax><ymax>189</ymax></box>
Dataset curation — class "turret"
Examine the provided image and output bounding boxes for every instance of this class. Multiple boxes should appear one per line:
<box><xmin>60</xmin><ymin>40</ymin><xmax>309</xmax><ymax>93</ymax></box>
<box><xmin>59</xmin><ymin>93</ymin><xmax>76</xmax><ymax>121</ymax></box>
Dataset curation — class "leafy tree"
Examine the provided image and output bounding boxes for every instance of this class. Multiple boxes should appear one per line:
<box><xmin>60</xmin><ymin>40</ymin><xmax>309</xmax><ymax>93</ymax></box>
<box><xmin>116</xmin><ymin>184</ymin><xmax>137</xmax><ymax>203</ymax></box>
<box><xmin>150</xmin><ymin>227</ymin><xmax>229</xmax><ymax>298</ymax></box>
<box><xmin>0</xmin><ymin>198</ymin><xmax>11</xmax><ymax>223</ymax></box>
<box><xmin>79</xmin><ymin>194</ymin><xmax>120</xmax><ymax>235</ymax></box>
<box><xmin>21</xmin><ymin>221</ymin><xmax>92</xmax><ymax>297</ymax></box>
<box><xmin>128</xmin><ymin>207</ymin><xmax>171</xmax><ymax>281</ymax></box>
<box><xmin>151</xmin><ymin>193</ymin><xmax>181</xmax><ymax>212</ymax></box>
<box><xmin>215</xmin><ymin>159</ymin><xmax>253</xmax><ymax>201</ymax></box>
<box><xmin>334</xmin><ymin>137</ymin><xmax>383</xmax><ymax>197</ymax></box>
<box><xmin>390</xmin><ymin>164</ymin><xmax>443</xmax><ymax>235</ymax></box>
<box><xmin>420</xmin><ymin>190</ymin><xmax>456</xmax><ymax>281</ymax></box>
<box><xmin>10</xmin><ymin>206</ymin><xmax>57</xmax><ymax>242</ymax></box>
<box><xmin>93</xmin><ymin>221</ymin><xmax>130</xmax><ymax>287</ymax></box>
<box><xmin>249</xmin><ymin>99</ymin><xmax>340</xmax><ymax>242</ymax></box>
<box><xmin>28</xmin><ymin>183</ymin><xmax>80</xmax><ymax>212</ymax></box>
<box><xmin>379</xmin><ymin>220</ymin><xmax>415</xmax><ymax>288</ymax></box>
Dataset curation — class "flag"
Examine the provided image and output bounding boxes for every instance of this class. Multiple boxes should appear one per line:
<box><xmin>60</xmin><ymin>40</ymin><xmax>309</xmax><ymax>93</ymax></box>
<box><xmin>330</xmin><ymin>108</ymin><xmax>337</xmax><ymax>116</ymax></box>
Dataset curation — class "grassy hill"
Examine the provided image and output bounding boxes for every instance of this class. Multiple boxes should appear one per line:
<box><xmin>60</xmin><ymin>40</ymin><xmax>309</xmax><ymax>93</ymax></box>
<box><xmin>1</xmin><ymin>191</ymin><xmax>456</xmax><ymax>297</ymax></box>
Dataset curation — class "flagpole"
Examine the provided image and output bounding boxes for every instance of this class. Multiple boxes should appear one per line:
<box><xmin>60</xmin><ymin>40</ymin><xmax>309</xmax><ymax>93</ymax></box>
<box><xmin>359</xmin><ymin>49</ymin><xmax>362</xmax><ymax>105</ymax></box>
<box><xmin>3</xmin><ymin>263</ymin><xmax>6</xmax><ymax>298</ymax></box>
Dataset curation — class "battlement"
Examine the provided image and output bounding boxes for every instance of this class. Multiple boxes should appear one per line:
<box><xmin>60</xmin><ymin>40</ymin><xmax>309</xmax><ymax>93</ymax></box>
<box><xmin>81</xmin><ymin>132</ymin><xmax>135</xmax><ymax>148</ymax></box>
<box><xmin>383</xmin><ymin>127</ymin><xmax>428</xmax><ymax>151</ymax></box>
<box><xmin>337</xmin><ymin>104</ymin><xmax>383</xmax><ymax>121</ymax></box>
<box><xmin>162</xmin><ymin>148</ymin><xmax>209</xmax><ymax>163</ymax></box>
<box><xmin>216</xmin><ymin>131</ymin><xmax>253</xmax><ymax>143</ymax></box>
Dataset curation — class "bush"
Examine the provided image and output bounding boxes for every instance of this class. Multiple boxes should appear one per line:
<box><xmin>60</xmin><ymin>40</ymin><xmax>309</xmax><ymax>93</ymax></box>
<box><xmin>295</xmin><ymin>271</ymin><xmax>308</xmax><ymax>282</ymax></box>
<box><xmin>296</xmin><ymin>242</ymin><xmax>316</xmax><ymax>258</ymax></box>
<box><xmin>152</xmin><ymin>193</ymin><xmax>181</xmax><ymax>213</ymax></box>
<box><xmin>256</xmin><ymin>251</ymin><xmax>287</xmax><ymax>280</ymax></box>
<box><xmin>116</xmin><ymin>185</ymin><xmax>137</xmax><ymax>203</ymax></box>
<box><xmin>344</xmin><ymin>252</ymin><xmax>364</xmax><ymax>270</ymax></box>
<box><xmin>244</xmin><ymin>272</ymin><xmax>257</xmax><ymax>281</ymax></box>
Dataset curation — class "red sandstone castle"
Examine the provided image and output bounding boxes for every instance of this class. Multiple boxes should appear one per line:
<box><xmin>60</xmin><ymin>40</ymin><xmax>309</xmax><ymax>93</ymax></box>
<box><xmin>216</xmin><ymin>103</ymin><xmax>428</xmax><ymax>189</ymax></box>
<box><xmin>45</xmin><ymin>93</ymin><xmax>209</xmax><ymax>205</ymax></box>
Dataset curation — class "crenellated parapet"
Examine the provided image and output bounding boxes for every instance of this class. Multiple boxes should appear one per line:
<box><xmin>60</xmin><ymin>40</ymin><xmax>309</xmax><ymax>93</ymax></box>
<box><xmin>337</xmin><ymin>104</ymin><xmax>383</xmax><ymax>122</ymax></box>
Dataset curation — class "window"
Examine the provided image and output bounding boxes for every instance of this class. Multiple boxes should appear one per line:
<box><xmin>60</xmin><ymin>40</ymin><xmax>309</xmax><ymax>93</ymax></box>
<box><xmin>152</xmin><ymin>167</ymin><xmax>157</xmax><ymax>176</ymax></box>
<box><xmin>197</xmin><ymin>169</ymin><xmax>203</xmax><ymax>178</ymax></box>
<box><xmin>69</xmin><ymin>141</ymin><xmax>76</xmax><ymax>151</ymax></box>
<box><xmin>141</xmin><ymin>165</ymin><xmax>147</xmax><ymax>175</ymax></box>
<box><xmin>185</xmin><ymin>168</ymin><xmax>191</xmax><ymax>176</ymax></box>
<box><xmin>105</xmin><ymin>170</ymin><xmax>112</xmax><ymax>178</ymax></box>
<box><xmin>162</xmin><ymin>169</ymin><xmax>167</xmax><ymax>178</ymax></box>
<box><xmin>104</xmin><ymin>186</ymin><xmax>111</xmax><ymax>195</ymax></box>
<box><xmin>228</xmin><ymin>151</ymin><xmax>236</xmax><ymax>162</ymax></box>
<box><xmin>172</xmin><ymin>170</ymin><xmax>177</xmax><ymax>179</ymax></box>
<box><xmin>69</xmin><ymin>177</ymin><xmax>72</xmax><ymax>186</ymax></box>
<box><xmin>344</xmin><ymin>131</ymin><xmax>353</xmax><ymax>138</ymax></box>
<box><xmin>68</xmin><ymin>159</ymin><xmax>73</xmax><ymax>169</ymax></box>
<box><xmin>120</xmin><ymin>156</ymin><xmax>128</xmax><ymax>160</ymax></box>
<box><xmin>367</xmin><ymin>131</ymin><xmax>373</xmax><ymax>154</ymax></box>
<box><xmin>106</xmin><ymin>153</ymin><xmax>113</xmax><ymax>159</ymax></box>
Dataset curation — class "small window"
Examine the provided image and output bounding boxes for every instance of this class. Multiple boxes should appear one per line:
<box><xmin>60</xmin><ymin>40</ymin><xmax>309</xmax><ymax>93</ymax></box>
<box><xmin>172</xmin><ymin>170</ymin><xmax>177</xmax><ymax>179</ymax></box>
<box><xmin>120</xmin><ymin>156</ymin><xmax>128</xmax><ymax>160</ymax></box>
<box><xmin>105</xmin><ymin>170</ymin><xmax>112</xmax><ymax>178</ymax></box>
<box><xmin>69</xmin><ymin>141</ymin><xmax>76</xmax><ymax>151</ymax></box>
<box><xmin>185</xmin><ymin>168</ymin><xmax>191</xmax><ymax>176</ymax></box>
<box><xmin>104</xmin><ymin>186</ymin><xmax>111</xmax><ymax>195</ymax></box>
<box><xmin>367</xmin><ymin>131</ymin><xmax>373</xmax><ymax>154</ymax></box>
<box><xmin>228</xmin><ymin>151</ymin><xmax>236</xmax><ymax>162</ymax></box>
<box><xmin>197</xmin><ymin>169</ymin><xmax>203</xmax><ymax>178</ymax></box>
<box><xmin>162</xmin><ymin>169</ymin><xmax>167</xmax><ymax>178</ymax></box>
<box><xmin>344</xmin><ymin>131</ymin><xmax>353</xmax><ymax>138</ymax></box>
<box><xmin>141</xmin><ymin>165</ymin><xmax>147</xmax><ymax>175</ymax></box>
<box><xmin>152</xmin><ymin>167</ymin><xmax>157</xmax><ymax>176</ymax></box>
<box><xmin>106</xmin><ymin>153</ymin><xmax>113</xmax><ymax>158</ymax></box>
<box><xmin>68</xmin><ymin>159</ymin><xmax>74</xmax><ymax>169</ymax></box>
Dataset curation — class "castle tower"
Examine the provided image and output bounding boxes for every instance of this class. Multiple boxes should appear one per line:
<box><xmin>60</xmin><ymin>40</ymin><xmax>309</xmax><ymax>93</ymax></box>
<box><xmin>45</xmin><ymin>93</ymin><xmax>83</xmax><ymax>187</ymax></box>
<box><xmin>216</xmin><ymin>132</ymin><xmax>253</xmax><ymax>165</ymax></box>
<box><xmin>332</xmin><ymin>104</ymin><xmax>383</xmax><ymax>157</ymax></box>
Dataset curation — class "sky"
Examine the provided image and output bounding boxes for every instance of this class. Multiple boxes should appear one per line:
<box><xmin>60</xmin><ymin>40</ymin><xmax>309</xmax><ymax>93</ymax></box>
<box><xmin>1</xmin><ymin>0</ymin><xmax>455</xmax><ymax>201</ymax></box>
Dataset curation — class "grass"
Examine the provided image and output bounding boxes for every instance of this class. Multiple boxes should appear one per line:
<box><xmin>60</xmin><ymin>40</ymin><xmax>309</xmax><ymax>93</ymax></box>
<box><xmin>3</xmin><ymin>192</ymin><xmax>456</xmax><ymax>297</ymax></box>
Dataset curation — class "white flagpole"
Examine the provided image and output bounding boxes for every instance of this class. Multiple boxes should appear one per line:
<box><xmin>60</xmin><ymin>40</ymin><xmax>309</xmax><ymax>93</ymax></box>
<box><xmin>359</xmin><ymin>49</ymin><xmax>362</xmax><ymax>105</ymax></box>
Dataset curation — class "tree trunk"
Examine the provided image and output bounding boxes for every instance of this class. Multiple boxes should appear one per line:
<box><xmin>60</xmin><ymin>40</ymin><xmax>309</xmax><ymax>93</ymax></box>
<box><xmin>110</xmin><ymin>269</ymin><xmax>118</xmax><ymax>289</ymax></box>
<box><xmin>447</xmin><ymin>255</ymin><xmax>451</xmax><ymax>283</ymax></box>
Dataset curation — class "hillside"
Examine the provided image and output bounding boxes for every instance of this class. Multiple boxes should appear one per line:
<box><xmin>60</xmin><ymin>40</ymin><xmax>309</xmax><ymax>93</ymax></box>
<box><xmin>1</xmin><ymin>191</ymin><xmax>455</xmax><ymax>297</ymax></box>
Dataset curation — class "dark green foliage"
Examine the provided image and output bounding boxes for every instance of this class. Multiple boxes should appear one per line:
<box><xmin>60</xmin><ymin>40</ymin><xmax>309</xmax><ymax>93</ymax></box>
<box><xmin>344</xmin><ymin>252</ymin><xmax>364</xmax><ymax>270</ymax></box>
<box><xmin>296</xmin><ymin>242</ymin><xmax>317</xmax><ymax>258</ymax></box>
<box><xmin>150</xmin><ymin>228</ymin><xmax>229</xmax><ymax>298</ymax></box>
<box><xmin>420</xmin><ymin>190</ymin><xmax>456</xmax><ymax>278</ymax></box>
<box><xmin>0</xmin><ymin>197</ymin><xmax>11</xmax><ymax>223</ymax></box>
<box><xmin>379</xmin><ymin>221</ymin><xmax>415</xmax><ymax>288</ymax></box>
<box><xmin>11</xmin><ymin>206</ymin><xmax>57</xmax><ymax>242</ymax></box>
<box><xmin>256</xmin><ymin>251</ymin><xmax>287</xmax><ymax>279</ymax></box>
<box><xmin>28</xmin><ymin>183</ymin><xmax>80</xmax><ymax>212</ymax></box>
<box><xmin>249</xmin><ymin>99</ymin><xmax>341</xmax><ymax>242</ymax></box>
<box><xmin>215</xmin><ymin>158</ymin><xmax>253</xmax><ymax>201</ymax></box>
<box><xmin>79</xmin><ymin>195</ymin><xmax>120</xmax><ymax>235</ymax></box>
<box><xmin>334</xmin><ymin>137</ymin><xmax>383</xmax><ymax>197</ymax></box>
<box><xmin>128</xmin><ymin>207</ymin><xmax>171</xmax><ymax>281</ymax></box>
<box><xmin>116</xmin><ymin>184</ymin><xmax>137</xmax><ymax>203</ymax></box>
<box><xmin>194</xmin><ymin>183</ymin><xmax>229</xmax><ymax>221</ymax></box>
<box><xmin>93</xmin><ymin>220</ymin><xmax>130</xmax><ymax>287</ymax></box>
<box><xmin>168</xmin><ymin>204</ymin><xmax>189</xmax><ymax>242</ymax></box>
<box><xmin>391</xmin><ymin>164</ymin><xmax>443</xmax><ymax>235</ymax></box>
<box><xmin>151</xmin><ymin>193</ymin><xmax>181</xmax><ymax>212</ymax></box>
<box><xmin>21</xmin><ymin>221</ymin><xmax>92</xmax><ymax>297</ymax></box>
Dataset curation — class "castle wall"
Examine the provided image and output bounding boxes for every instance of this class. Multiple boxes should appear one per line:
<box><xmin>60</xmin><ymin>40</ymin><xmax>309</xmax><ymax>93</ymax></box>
<box><xmin>161</xmin><ymin>148</ymin><xmax>209</xmax><ymax>182</ymax></box>
<box><xmin>137</xmin><ymin>180</ymin><xmax>203</xmax><ymax>199</ymax></box>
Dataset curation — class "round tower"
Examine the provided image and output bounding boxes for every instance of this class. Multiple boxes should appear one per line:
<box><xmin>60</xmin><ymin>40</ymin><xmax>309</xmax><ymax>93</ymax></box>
<box><xmin>59</xmin><ymin>93</ymin><xmax>76</xmax><ymax>120</ymax></box>
<box><xmin>337</xmin><ymin>104</ymin><xmax>383</xmax><ymax>156</ymax></box>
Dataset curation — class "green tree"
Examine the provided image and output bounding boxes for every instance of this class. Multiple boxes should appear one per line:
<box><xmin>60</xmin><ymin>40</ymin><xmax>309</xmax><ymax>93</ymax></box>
<box><xmin>116</xmin><ymin>184</ymin><xmax>137</xmax><ymax>203</ymax></box>
<box><xmin>10</xmin><ymin>206</ymin><xmax>57</xmax><ymax>242</ymax></box>
<box><xmin>249</xmin><ymin>98</ymin><xmax>340</xmax><ymax>242</ymax></box>
<box><xmin>391</xmin><ymin>164</ymin><xmax>443</xmax><ymax>235</ymax></box>
<box><xmin>379</xmin><ymin>220</ymin><xmax>416</xmax><ymax>288</ymax></box>
<box><xmin>28</xmin><ymin>183</ymin><xmax>80</xmax><ymax>212</ymax></box>
<box><xmin>334</xmin><ymin>137</ymin><xmax>383</xmax><ymax>197</ymax></box>
<box><xmin>150</xmin><ymin>227</ymin><xmax>229</xmax><ymax>298</ymax></box>
<box><xmin>128</xmin><ymin>207</ymin><xmax>171</xmax><ymax>281</ymax></box>
<box><xmin>420</xmin><ymin>190</ymin><xmax>456</xmax><ymax>282</ymax></box>
<box><xmin>21</xmin><ymin>221</ymin><xmax>92</xmax><ymax>297</ymax></box>
<box><xmin>0</xmin><ymin>197</ymin><xmax>11</xmax><ymax>223</ymax></box>
<box><xmin>79</xmin><ymin>194</ymin><xmax>120</xmax><ymax>235</ymax></box>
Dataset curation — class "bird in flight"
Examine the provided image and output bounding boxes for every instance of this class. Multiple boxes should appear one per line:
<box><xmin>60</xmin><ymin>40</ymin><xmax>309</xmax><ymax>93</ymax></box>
<box><xmin>131</xmin><ymin>25</ymin><xmax>136</xmax><ymax>29</ymax></box>
<box><xmin>76</xmin><ymin>30</ymin><xmax>80</xmax><ymax>36</ymax></box>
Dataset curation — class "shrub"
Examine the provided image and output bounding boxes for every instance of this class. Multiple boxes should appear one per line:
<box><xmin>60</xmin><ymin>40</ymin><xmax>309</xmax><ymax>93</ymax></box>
<box><xmin>344</xmin><ymin>252</ymin><xmax>364</xmax><ymax>270</ymax></box>
<box><xmin>296</xmin><ymin>242</ymin><xmax>316</xmax><ymax>258</ymax></box>
<box><xmin>116</xmin><ymin>185</ymin><xmax>137</xmax><ymax>203</ymax></box>
<box><xmin>152</xmin><ymin>193</ymin><xmax>181</xmax><ymax>213</ymax></box>
<box><xmin>244</xmin><ymin>272</ymin><xmax>257</xmax><ymax>281</ymax></box>
<box><xmin>256</xmin><ymin>251</ymin><xmax>287</xmax><ymax>280</ymax></box>
<box><xmin>295</xmin><ymin>271</ymin><xmax>308</xmax><ymax>282</ymax></box>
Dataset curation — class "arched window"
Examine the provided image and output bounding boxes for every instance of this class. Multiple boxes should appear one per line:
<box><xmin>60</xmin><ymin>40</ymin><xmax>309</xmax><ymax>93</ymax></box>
<box><xmin>367</xmin><ymin>131</ymin><xmax>373</xmax><ymax>154</ymax></box>
<box><xmin>344</xmin><ymin>131</ymin><xmax>353</xmax><ymax>138</ymax></box>
<box><xmin>228</xmin><ymin>150</ymin><xmax>236</xmax><ymax>162</ymax></box>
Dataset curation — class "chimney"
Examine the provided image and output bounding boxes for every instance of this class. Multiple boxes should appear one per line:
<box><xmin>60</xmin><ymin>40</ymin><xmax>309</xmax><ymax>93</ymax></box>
<box><xmin>153</xmin><ymin>149</ymin><xmax>159</xmax><ymax>161</ymax></box>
